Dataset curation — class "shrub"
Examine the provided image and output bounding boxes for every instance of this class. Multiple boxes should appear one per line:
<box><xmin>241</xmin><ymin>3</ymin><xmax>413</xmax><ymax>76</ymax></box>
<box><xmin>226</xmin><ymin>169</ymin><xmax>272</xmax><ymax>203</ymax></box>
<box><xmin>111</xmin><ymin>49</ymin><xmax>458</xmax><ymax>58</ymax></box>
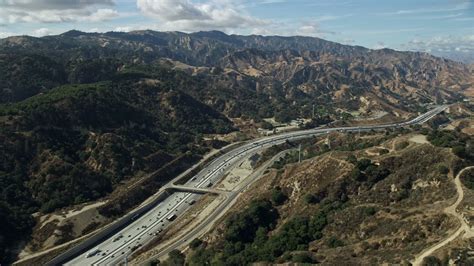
<box><xmin>356</xmin><ymin>158</ymin><xmax>372</xmax><ymax>171</ymax></box>
<box><xmin>271</xmin><ymin>187</ymin><xmax>288</xmax><ymax>206</ymax></box>
<box><xmin>461</xmin><ymin>168</ymin><xmax>474</xmax><ymax>190</ymax></box>
<box><xmin>189</xmin><ymin>238</ymin><xmax>203</xmax><ymax>250</ymax></box>
<box><xmin>438</xmin><ymin>165</ymin><xmax>449</xmax><ymax>175</ymax></box>
<box><xmin>422</xmin><ymin>256</ymin><xmax>442</xmax><ymax>266</ymax></box>
<box><xmin>292</xmin><ymin>253</ymin><xmax>314</xmax><ymax>263</ymax></box>
<box><xmin>304</xmin><ymin>193</ymin><xmax>319</xmax><ymax>204</ymax></box>
<box><xmin>346</xmin><ymin>154</ymin><xmax>358</xmax><ymax>164</ymax></box>
<box><xmin>326</xmin><ymin>236</ymin><xmax>344</xmax><ymax>248</ymax></box>
<box><xmin>361</xmin><ymin>206</ymin><xmax>377</xmax><ymax>216</ymax></box>
<box><xmin>165</xmin><ymin>249</ymin><xmax>185</xmax><ymax>266</ymax></box>
<box><xmin>395</xmin><ymin>141</ymin><xmax>409</xmax><ymax>150</ymax></box>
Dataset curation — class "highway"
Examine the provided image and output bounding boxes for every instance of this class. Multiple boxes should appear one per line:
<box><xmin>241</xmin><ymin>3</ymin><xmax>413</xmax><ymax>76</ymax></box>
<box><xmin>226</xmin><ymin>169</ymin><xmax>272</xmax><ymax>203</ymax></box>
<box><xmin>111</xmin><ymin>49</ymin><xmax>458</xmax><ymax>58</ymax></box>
<box><xmin>63</xmin><ymin>105</ymin><xmax>447</xmax><ymax>266</ymax></box>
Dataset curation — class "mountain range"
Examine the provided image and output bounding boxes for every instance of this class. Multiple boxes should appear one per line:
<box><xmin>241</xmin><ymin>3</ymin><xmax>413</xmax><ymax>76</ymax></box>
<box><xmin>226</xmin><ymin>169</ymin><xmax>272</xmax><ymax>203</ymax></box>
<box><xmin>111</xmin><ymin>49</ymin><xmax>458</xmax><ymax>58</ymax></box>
<box><xmin>0</xmin><ymin>30</ymin><xmax>472</xmax><ymax>263</ymax></box>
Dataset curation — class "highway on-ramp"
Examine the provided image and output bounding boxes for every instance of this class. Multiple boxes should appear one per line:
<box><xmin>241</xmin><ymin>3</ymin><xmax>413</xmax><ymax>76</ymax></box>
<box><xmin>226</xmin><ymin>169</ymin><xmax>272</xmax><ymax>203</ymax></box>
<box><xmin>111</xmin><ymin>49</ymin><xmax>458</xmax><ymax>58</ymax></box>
<box><xmin>59</xmin><ymin>105</ymin><xmax>447</xmax><ymax>266</ymax></box>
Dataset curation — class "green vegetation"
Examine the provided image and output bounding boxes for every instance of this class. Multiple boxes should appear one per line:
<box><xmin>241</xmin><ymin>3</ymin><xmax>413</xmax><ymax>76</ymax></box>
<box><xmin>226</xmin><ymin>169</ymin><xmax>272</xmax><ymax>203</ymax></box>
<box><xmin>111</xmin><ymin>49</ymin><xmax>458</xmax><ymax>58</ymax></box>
<box><xmin>304</xmin><ymin>193</ymin><xmax>320</xmax><ymax>204</ymax></box>
<box><xmin>349</xmin><ymin>158</ymin><xmax>391</xmax><ymax>186</ymax></box>
<box><xmin>460</xmin><ymin>168</ymin><xmax>474</xmax><ymax>190</ymax></box>
<box><xmin>0</xmin><ymin>79</ymin><xmax>234</xmax><ymax>262</ymax></box>
<box><xmin>189</xmin><ymin>197</ymin><xmax>344</xmax><ymax>265</ymax></box>
<box><xmin>189</xmin><ymin>238</ymin><xmax>204</xmax><ymax>250</ymax></box>
<box><xmin>162</xmin><ymin>250</ymin><xmax>186</xmax><ymax>266</ymax></box>
<box><xmin>395</xmin><ymin>141</ymin><xmax>409</xmax><ymax>150</ymax></box>
<box><xmin>421</xmin><ymin>256</ymin><xmax>442</xmax><ymax>266</ymax></box>
<box><xmin>326</xmin><ymin>236</ymin><xmax>344</xmax><ymax>248</ymax></box>
<box><xmin>271</xmin><ymin>187</ymin><xmax>288</xmax><ymax>206</ymax></box>
<box><xmin>427</xmin><ymin>130</ymin><xmax>474</xmax><ymax>160</ymax></box>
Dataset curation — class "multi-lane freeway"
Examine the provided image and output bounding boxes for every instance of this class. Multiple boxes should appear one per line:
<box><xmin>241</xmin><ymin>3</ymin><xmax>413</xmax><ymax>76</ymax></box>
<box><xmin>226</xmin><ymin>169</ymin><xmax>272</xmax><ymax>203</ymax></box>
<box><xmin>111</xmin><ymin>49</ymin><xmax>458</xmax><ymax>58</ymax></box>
<box><xmin>60</xmin><ymin>105</ymin><xmax>447</xmax><ymax>265</ymax></box>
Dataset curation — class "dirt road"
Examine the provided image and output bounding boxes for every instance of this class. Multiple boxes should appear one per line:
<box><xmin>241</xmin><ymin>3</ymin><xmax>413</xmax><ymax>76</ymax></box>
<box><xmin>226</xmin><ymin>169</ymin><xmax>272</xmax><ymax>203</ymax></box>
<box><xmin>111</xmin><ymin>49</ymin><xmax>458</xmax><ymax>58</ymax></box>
<box><xmin>412</xmin><ymin>166</ymin><xmax>474</xmax><ymax>265</ymax></box>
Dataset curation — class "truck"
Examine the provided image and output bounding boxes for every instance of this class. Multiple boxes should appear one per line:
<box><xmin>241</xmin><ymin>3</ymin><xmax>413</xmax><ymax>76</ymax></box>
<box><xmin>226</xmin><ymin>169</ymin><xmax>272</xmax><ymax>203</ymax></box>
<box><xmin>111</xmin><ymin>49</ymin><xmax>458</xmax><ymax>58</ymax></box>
<box><xmin>167</xmin><ymin>214</ymin><xmax>177</xmax><ymax>221</ymax></box>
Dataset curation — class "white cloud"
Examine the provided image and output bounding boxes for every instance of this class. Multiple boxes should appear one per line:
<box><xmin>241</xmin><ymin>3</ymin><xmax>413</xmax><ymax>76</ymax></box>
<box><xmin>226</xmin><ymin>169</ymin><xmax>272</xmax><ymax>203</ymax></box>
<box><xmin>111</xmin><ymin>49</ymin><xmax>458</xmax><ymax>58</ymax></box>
<box><xmin>381</xmin><ymin>3</ymin><xmax>470</xmax><ymax>16</ymax></box>
<box><xmin>33</xmin><ymin>27</ymin><xmax>53</xmax><ymax>37</ymax></box>
<box><xmin>87</xmin><ymin>28</ymin><xmax>101</xmax><ymax>33</ymax></box>
<box><xmin>136</xmin><ymin>0</ymin><xmax>268</xmax><ymax>32</ymax></box>
<box><xmin>0</xmin><ymin>0</ymin><xmax>119</xmax><ymax>23</ymax></box>
<box><xmin>0</xmin><ymin>31</ymin><xmax>16</xmax><ymax>38</ymax></box>
<box><xmin>114</xmin><ymin>26</ymin><xmax>134</xmax><ymax>32</ymax></box>
<box><xmin>1</xmin><ymin>0</ymin><xmax>114</xmax><ymax>10</ymax></box>
<box><xmin>405</xmin><ymin>35</ymin><xmax>474</xmax><ymax>54</ymax></box>
<box><xmin>88</xmin><ymin>9</ymin><xmax>120</xmax><ymax>22</ymax></box>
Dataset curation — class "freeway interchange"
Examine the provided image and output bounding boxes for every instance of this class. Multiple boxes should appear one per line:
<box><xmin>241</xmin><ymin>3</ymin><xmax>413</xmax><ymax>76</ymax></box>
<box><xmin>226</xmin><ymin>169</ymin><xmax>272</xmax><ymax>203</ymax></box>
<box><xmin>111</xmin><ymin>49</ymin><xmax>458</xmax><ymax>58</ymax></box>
<box><xmin>60</xmin><ymin>105</ymin><xmax>447</xmax><ymax>265</ymax></box>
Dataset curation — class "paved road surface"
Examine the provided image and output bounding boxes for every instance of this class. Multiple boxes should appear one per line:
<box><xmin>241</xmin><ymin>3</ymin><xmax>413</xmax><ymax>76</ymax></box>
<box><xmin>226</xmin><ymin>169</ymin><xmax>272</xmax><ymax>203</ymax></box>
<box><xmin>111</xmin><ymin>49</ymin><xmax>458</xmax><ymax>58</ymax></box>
<box><xmin>60</xmin><ymin>105</ymin><xmax>447</xmax><ymax>265</ymax></box>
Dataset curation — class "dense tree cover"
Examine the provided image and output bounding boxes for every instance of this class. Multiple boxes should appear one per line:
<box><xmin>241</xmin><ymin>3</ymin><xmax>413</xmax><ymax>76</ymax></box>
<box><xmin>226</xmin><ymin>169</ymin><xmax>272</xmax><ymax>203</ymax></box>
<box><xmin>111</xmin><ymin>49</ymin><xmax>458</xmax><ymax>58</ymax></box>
<box><xmin>0</xmin><ymin>78</ymin><xmax>233</xmax><ymax>263</ymax></box>
<box><xmin>427</xmin><ymin>130</ymin><xmax>474</xmax><ymax>159</ymax></box>
<box><xmin>0</xmin><ymin>54</ymin><xmax>67</xmax><ymax>103</ymax></box>
<box><xmin>189</xmin><ymin>198</ymin><xmax>344</xmax><ymax>265</ymax></box>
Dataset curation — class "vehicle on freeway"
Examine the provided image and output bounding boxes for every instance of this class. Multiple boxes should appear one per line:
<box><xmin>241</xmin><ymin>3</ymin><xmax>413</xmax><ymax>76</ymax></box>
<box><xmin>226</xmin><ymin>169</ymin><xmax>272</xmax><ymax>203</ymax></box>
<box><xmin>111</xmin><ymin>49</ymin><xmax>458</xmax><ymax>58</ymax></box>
<box><xmin>85</xmin><ymin>249</ymin><xmax>101</xmax><ymax>258</ymax></box>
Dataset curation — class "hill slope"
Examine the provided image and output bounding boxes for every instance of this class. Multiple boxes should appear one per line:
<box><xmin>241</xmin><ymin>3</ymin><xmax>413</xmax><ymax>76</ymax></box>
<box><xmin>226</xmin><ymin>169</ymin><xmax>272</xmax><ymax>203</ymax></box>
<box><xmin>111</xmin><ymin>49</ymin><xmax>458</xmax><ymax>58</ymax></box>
<box><xmin>0</xmin><ymin>31</ymin><xmax>472</xmax><ymax>117</ymax></box>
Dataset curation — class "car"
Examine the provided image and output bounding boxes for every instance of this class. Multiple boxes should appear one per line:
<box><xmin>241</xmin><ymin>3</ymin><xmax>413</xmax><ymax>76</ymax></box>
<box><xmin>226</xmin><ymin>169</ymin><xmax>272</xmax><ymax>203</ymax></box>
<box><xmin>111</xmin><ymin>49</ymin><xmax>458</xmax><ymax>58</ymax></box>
<box><xmin>85</xmin><ymin>249</ymin><xmax>101</xmax><ymax>258</ymax></box>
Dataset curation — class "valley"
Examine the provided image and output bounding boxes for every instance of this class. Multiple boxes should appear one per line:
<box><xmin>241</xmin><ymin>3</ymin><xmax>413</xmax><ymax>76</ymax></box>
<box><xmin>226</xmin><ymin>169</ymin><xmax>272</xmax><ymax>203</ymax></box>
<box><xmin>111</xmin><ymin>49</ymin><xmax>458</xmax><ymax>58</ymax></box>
<box><xmin>0</xmin><ymin>30</ymin><xmax>472</xmax><ymax>265</ymax></box>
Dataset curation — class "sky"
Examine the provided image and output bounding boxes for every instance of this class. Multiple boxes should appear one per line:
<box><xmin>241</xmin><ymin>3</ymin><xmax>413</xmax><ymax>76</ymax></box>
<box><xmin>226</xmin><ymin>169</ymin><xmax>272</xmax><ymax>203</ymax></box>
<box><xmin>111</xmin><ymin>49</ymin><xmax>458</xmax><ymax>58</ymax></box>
<box><xmin>0</xmin><ymin>0</ymin><xmax>473</xmax><ymax>57</ymax></box>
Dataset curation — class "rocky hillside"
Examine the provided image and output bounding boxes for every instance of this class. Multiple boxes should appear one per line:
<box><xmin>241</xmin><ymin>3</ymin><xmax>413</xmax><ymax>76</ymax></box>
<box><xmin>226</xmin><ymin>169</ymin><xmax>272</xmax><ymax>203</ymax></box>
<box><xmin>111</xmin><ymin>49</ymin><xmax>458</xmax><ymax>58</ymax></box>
<box><xmin>1</xmin><ymin>30</ymin><xmax>472</xmax><ymax>117</ymax></box>
<box><xmin>184</xmin><ymin>129</ymin><xmax>474</xmax><ymax>265</ymax></box>
<box><xmin>0</xmin><ymin>30</ymin><xmax>472</xmax><ymax>263</ymax></box>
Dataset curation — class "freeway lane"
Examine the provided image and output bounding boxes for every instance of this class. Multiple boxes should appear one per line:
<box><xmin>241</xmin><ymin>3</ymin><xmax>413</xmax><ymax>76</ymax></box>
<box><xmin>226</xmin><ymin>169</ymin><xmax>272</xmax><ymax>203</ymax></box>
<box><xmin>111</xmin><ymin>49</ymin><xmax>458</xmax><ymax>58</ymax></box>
<box><xmin>62</xmin><ymin>105</ymin><xmax>448</xmax><ymax>265</ymax></box>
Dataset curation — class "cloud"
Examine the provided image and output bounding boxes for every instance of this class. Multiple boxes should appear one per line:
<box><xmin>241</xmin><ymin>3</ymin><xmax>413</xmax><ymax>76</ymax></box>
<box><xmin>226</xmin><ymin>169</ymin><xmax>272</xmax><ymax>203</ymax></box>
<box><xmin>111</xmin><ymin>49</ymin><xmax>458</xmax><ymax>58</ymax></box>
<box><xmin>404</xmin><ymin>35</ymin><xmax>474</xmax><ymax>54</ymax></box>
<box><xmin>0</xmin><ymin>0</ymin><xmax>119</xmax><ymax>23</ymax></box>
<box><xmin>381</xmin><ymin>2</ymin><xmax>470</xmax><ymax>16</ymax></box>
<box><xmin>1</xmin><ymin>0</ymin><xmax>114</xmax><ymax>10</ymax></box>
<box><xmin>296</xmin><ymin>22</ymin><xmax>335</xmax><ymax>37</ymax></box>
<box><xmin>136</xmin><ymin>0</ymin><xmax>268</xmax><ymax>31</ymax></box>
<box><xmin>0</xmin><ymin>31</ymin><xmax>15</xmax><ymax>38</ymax></box>
<box><xmin>114</xmin><ymin>26</ymin><xmax>135</xmax><ymax>32</ymax></box>
<box><xmin>33</xmin><ymin>28</ymin><xmax>53</xmax><ymax>37</ymax></box>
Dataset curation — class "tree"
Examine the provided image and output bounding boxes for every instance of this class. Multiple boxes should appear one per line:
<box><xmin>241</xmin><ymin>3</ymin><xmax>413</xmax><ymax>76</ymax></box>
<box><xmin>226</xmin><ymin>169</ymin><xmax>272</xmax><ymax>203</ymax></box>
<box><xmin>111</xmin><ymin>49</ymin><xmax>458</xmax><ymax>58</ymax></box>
<box><xmin>271</xmin><ymin>187</ymin><xmax>288</xmax><ymax>206</ymax></box>
<box><xmin>304</xmin><ymin>193</ymin><xmax>318</xmax><ymax>204</ymax></box>
<box><xmin>438</xmin><ymin>165</ymin><xmax>449</xmax><ymax>175</ymax></box>
<box><xmin>452</xmin><ymin>146</ymin><xmax>466</xmax><ymax>158</ymax></box>
<box><xmin>356</xmin><ymin>158</ymin><xmax>372</xmax><ymax>171</ymax></box>
<box><xmin>164</xmin><ymin>249</ymin><xmax>185</xmax><ymax>266</ymax></box>
<box><xmin>421</xmin><ymin>256</ymin><xmax>442</xmax><ymax>266</ymax></box>
<box><xmin>189</xmin><ymin>238</ymin><xmax>203</xmax><ymax>250</ymax></box>
<box><xmin>326</xmin><ymin>236</ymin><xmax>344</xmax><ymax>248</ymax></box>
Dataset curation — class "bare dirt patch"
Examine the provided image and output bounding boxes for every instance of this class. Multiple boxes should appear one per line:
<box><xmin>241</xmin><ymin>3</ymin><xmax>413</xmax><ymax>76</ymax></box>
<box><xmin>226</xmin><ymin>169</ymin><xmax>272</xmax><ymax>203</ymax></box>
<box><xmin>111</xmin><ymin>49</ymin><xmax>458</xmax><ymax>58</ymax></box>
<box><xmin>409</xmin><ymin>134</ymin><xmax>429</xmax><ymax>144</ymax></box>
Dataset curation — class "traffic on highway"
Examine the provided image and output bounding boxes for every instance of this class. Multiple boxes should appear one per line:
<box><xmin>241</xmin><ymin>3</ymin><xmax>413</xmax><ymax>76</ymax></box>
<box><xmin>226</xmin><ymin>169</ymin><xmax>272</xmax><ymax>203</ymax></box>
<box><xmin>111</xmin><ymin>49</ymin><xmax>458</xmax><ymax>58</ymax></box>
<box><xmin>63</xmin><ymin>105</ymin><xmax>448</xmax><ymax>265</ymax></box>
